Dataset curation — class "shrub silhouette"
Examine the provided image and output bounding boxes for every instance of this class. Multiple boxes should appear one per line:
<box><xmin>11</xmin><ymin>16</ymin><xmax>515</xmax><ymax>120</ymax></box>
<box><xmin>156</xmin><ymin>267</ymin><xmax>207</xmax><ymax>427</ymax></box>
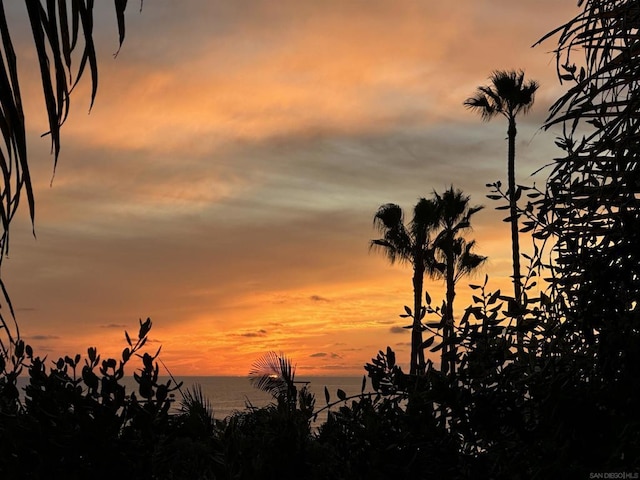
<box><xmin>0</xmin><ymin>318</ymin><xmax>183</xmax><ymax>479</ymax></box>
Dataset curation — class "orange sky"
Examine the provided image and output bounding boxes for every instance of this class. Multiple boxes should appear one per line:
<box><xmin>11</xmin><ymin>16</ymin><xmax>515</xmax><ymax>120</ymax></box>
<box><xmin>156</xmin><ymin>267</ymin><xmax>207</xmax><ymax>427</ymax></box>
<box><xmin>3</xmin><ymin>1</ymin><xmax>579</xmax><ymax>376</ymax></box>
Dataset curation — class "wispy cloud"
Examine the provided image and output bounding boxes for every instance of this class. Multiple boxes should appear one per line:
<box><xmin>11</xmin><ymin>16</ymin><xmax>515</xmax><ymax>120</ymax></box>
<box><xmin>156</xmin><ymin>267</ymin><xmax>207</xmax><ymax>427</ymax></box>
<box><xmin>233</xmin><ymin>329</ymin><xmax>268</xmax><ymax>338</ymax></box>
<box><xmin>28</xmin><ymin>335</ymin><xmax>61</xmax><ymax>341</ymax></box>
<box><xmin>3</xmin><ymin>0</ymin><xmax>577</xmax><ymax>375</ymax></box>
<box><xmin>310</xmin><ymin>295</ymin><xmax>330</xmax><ymax>302</ymax></box>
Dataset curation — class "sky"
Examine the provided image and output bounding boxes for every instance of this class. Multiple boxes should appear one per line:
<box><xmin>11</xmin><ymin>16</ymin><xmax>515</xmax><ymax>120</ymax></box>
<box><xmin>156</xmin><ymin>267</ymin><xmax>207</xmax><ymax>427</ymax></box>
<box><xmin>3</xmin><ymin>0</ymin><xmax>579</xmax><ymax>376</ymax></box>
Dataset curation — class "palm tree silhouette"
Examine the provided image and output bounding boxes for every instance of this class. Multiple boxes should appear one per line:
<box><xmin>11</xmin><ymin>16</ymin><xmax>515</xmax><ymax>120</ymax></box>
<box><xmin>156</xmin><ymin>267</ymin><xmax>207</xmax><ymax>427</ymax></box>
<box><xmin>464</xmin><ymin>70</ymin><xmax>538</xmax><ymax>353</ymax></box>
<box><xmin>371</xmin><ymin>199</ymin><xmax>439</xmax><ymax>375</ymax></box>
<box><xmin>429</xmin><ymin>187</ymin><xmax>486</xmax><ymax>375</ymax></box>
<box><xmin>371</xmin><ymin>188</ymin><xmax>485</xmax><ymax>376</ymax></box>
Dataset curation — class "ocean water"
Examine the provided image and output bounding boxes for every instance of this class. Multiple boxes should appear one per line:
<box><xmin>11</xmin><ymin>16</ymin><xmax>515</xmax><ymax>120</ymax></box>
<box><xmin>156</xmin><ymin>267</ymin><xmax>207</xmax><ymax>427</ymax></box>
<box><xmin>166</xmin><ymin>376</ymin><xmax>372</xmax><ymax>423</ymax></box>
<box><xmin>16</xmin><ymin>375</ymin><xmax>372</xmax><ymax>425</ymax></box>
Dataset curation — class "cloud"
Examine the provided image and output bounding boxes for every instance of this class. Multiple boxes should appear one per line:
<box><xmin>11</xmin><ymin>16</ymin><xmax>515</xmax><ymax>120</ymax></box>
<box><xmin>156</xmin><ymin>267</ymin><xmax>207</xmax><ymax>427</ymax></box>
<box><xmin>234</xmin><ymin>329</ymin><xmax>268</xmax><ymax>338</ymax></box>
<box><xmin>377</xmin><ymin>320</ymin><xmax>395</xmax><ymax>325</ymax></box>
<box><xmin>315</xmin><ymin>363</ymin><xmax>361</xmax><ymax>371</ymax></box>
<box><xmin>310</xmin><ymin>295</ymin><xmax>330</xmax><ymax>302</ymax></box>
<box><xmin>310</xmin><ymin>352</ymin><xmax>342</xmax><ymax>359</ymax></box>
<box><xmin>33</xmin><ymin>346</ymin><xmax>56</xmax><ymax>352</ymax></box>
<box><xmin>1</xmin><ymin>0</ymin><xmax>578</xmax><ymax>375</ymax></box>
<box><xmin>28</xmin><ymin>335</ymin><xmax>61</xmax><ymax>340</ymax></box>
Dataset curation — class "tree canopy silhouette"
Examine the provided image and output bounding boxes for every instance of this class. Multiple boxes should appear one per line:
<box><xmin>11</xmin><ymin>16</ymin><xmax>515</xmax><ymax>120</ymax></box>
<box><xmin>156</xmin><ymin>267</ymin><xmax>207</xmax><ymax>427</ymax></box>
<box><xmin>371</xmin><ymin>199</ymin><xmax>438</xmax><ymax>375</ymax></box>
<box><xmin>534</xmin><ymin>0</ymin><xmax>640</xmax><ymax>375</ymax></box>
<box><xmin>428</xmin><ymin>187</ymin><xmax>486</xmax><ymax>375</ymax></box>
<box><xmin>371</xmin><ymin>188</ymin><xmax>485</xmax><ymax>375</ymax></box>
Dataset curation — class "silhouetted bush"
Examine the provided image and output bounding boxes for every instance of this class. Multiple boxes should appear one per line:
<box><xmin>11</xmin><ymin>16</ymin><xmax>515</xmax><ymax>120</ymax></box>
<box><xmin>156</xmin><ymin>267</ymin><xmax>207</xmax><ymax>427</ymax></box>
<box><xmin>0</xmin><ymin>319</ymin><xmax>183</xmax><ymax>479</ymax></box>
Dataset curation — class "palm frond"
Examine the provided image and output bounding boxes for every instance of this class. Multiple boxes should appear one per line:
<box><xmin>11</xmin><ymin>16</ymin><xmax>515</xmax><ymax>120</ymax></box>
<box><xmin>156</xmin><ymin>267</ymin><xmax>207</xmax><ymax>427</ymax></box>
<box><xmin>373</xmin><ymin>203</ymin><xmax>404</xmax><ymax>231</ymax></box>
<box><xmin>371</xmin><ymin>203</ymin><xmax>412</xmax><ymax>264</ymax></box>
<box><xmin>180</xmin><ymin>383</ymin><xmax>214</xmax><ymax>419</ymax></box>
<box><xmin>467</xmin><ymin>69</ymin><xmax>539</xmax><ymax>121</ymax></box>
<box><xmin>411</xmin><ymin>197</ymin><xmax>439</xmax><ymax>235</ymax></box>
<box><xmin>463</xmin><ymin>94</ymin><xmax>498</xmax><ymax>121</ymax></box>
<box><xmin>455</xmin><ymin>240</ymin><xmax>488</xmax><ymax>281</ymax></box>
<box><xmin>249</xmin><ymin>351</ymin><xmax>296</xmax><ymax>400</ymax></box>
<box><xmin>439</xmin><ymin>186</ymin><xmax>472</xmax><ymax>229</ymax></box>
<box><xmin>491</xmin><ymin>69</ymin><xmax>539</xmax><ymax>116</ymax></box>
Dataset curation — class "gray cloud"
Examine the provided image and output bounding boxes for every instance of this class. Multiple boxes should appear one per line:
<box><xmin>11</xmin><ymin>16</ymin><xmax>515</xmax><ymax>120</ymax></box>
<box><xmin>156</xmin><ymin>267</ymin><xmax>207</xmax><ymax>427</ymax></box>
<box><xmin>310</xmin><ymin>352</ymin><xmax>342</xmax><ymax>359</ymax></box>
<box><xmin>1</xmin><ymin>0</ymin><xmax>574</xmax><ymax>375</ymax></box>
<box><xmin>377</xmin><ymin>320</ymin><xmax>395</xmax><ymax>325</ymax></box>
<box><xmin>310</xmin><ymin>295</ymin><xmax>330</xmax><ymax>302</ymax></box>
<box><xmin>28</xmin><ymin>334</ymin><xmax>61</xmax><ymax>340</ymax></box>
<box><xmin>234</xmin><ymin>329</ymin><xmax>268</xmax><ymax>338</ymax></box>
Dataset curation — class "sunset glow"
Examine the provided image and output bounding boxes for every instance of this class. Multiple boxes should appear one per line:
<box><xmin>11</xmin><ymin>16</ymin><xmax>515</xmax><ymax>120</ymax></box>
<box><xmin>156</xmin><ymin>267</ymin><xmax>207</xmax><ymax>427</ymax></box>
<box><xmin>4</xmin><ymin>1</ymin><xmax>578</xmax><ymax>375</ymax></box>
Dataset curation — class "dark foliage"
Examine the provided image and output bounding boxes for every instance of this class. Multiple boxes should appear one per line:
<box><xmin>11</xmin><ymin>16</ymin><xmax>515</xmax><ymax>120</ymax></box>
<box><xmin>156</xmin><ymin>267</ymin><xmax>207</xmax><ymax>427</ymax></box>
<box><xmin>534</xmin><ymin>0</ymin><xmax>640</xmax><ymax>356</ymax></box>
<box><xmin>0</xmin><ymin>318</ymin><xmax>184</xmax><ymax>479</ymax></box>
<box><xmin>1</xmin><ymin>1</ymin><xmax>640</xmax><ymax>479</ymax></box>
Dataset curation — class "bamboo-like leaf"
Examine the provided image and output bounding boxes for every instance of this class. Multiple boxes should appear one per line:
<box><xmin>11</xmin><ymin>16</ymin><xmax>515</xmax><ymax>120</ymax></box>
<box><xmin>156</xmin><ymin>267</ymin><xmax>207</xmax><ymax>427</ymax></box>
<box><xmin>58</xmin><ymin>0</ymin><xmax>72</xmax><ymax>74</ymax></box>
<box><xmin>421</xmin><ymin>336</ymin><xmax>435</xmax><ymax>349</ymax></box>
<box><xmin>73</xmin><ymin>0</ymin><xmax>98</xmax><ymax>111</ymax></box>
<box><xmin>115</xmin><ymin>0</ymin><xmax>128</xmax><ymax>53</ymax></box>
<box><xmin>26</xmin><ymin>3</ymin><xmax>60</xmax><ymax>159</ymax></box>
<box><xmin>386</xmin><ymin>346</ymin><xmax>395</xmax><ymax>369</ymax></box>
<box><xmin>488</xmin><ymin>290</ymin><xmax>501</xmax><ymax>305</ymax></box>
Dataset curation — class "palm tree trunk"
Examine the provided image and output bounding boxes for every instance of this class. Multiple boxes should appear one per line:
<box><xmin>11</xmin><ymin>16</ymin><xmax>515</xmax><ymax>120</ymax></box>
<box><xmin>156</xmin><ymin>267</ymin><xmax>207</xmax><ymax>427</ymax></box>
<box><xmin>411</xmin><ymin>264</ymin><xmax>425</xmax><ymax>375</ymax></box>
<box><xmin>442</xmin><ymin>249</ymin><xmax>456</xmax><ymax>376</ymax></box>
<box><xmin>508</xmin><ymin>116</ymin><xmax>524</xmax><ymax>355</ymax></box>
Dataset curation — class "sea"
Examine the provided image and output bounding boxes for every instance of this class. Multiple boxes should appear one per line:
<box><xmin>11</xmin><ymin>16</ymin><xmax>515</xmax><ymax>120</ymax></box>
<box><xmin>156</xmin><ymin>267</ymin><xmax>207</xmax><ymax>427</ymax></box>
<box><xmin>16</xmin><ymin>376</ymin><xmax>372</xmax><ymax>426</ymax></box>
<box><xmin>169</xmin><ymin>376</ymin><xmax>371</xmax><ymax>422</ymax></box>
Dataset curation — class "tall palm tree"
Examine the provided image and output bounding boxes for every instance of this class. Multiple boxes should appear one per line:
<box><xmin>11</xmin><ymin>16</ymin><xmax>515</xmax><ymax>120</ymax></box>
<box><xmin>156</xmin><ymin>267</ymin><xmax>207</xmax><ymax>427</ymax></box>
<box><xmin>371</xmin><ymin>189</ymin><xmax>485</xmax><ymax>376</ymax></box>
<box><xmin>428</xmin><ymin>187</ymin><xmax>486</xmax><ymax>375</ymax></box>
<box><xmin>464</xmin><ymin>70</ymin><xmax>538</xmax><ymax>353</ymax></box>
<box><xmin>371</xmin><ymin>198</ymin><xmax>439</xmax><ymax>375</ymax></box>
